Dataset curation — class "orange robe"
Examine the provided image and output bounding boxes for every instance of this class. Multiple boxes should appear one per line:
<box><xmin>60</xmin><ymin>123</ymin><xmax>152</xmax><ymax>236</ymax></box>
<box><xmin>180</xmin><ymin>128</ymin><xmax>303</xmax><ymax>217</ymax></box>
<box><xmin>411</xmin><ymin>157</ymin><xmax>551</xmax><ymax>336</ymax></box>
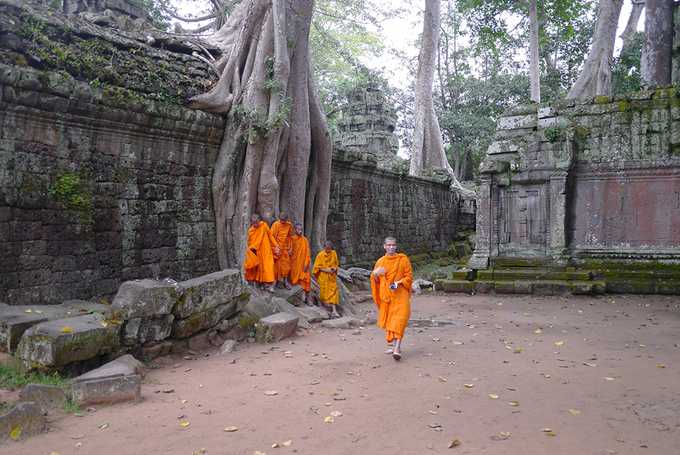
<box><xmin>271</xmin><ymin>220</ymin><xmax>294</xmax><ymax>281</ymax></box>
<box><xmin>244</xmin><ymin>222</ymin><xmax>279</xmax><ymax>283</ymax></box>
<box><xmin>370</xmin><ymin>253</ymin><xmax>413</xmax><ymax>342</ymax></box>
<box><xmin>313</xmin><ymin>250</ymin><xmax>339</xmax><ymax>305</ymax></box>
<box><xmin>290</xmin><ymin>234</ymin><xmax>311</xmax><ymax>292</ymax></box>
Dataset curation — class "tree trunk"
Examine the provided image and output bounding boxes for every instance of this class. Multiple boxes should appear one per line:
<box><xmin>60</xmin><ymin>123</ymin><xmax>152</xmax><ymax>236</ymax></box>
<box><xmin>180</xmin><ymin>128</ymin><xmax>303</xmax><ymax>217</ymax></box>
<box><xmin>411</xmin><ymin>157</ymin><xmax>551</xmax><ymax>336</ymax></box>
<box><xmin>529</xmin><ymin>0</ymin><xmax>540</xmax><ymax>103</ymax></box>
<box><xmin>641</xmin><ymin>0</ymin><xmax>674</xmax><ymax>88</ymax></box>
<box><xmin>409</xmin><ymin>0</ymin><xmax>473</xmax><ymax>197</ymax></box>
<box><xmin>620</xmin><ymin>0</ymin><xmax>645</xmax><ymax>55</ymax></box>
<box><xmin>189</xmin><ymin>0</ymin><xmax>332</xmax><ymax>268</ymax></box>
<box><xmin>567</xmin><ymin>0</ymin><xmax>624</xmax><ymax>99</ymax></box>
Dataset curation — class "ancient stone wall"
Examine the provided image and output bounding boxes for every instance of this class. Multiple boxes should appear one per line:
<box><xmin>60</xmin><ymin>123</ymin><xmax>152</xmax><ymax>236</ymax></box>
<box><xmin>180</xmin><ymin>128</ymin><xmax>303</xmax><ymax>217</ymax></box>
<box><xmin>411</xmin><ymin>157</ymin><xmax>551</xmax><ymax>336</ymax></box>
<box><xmin>470</xmin><ymin>88</ymin><xmax>680</xmax><ymax>269</ymax></box>
<box><xmin>327</xmin><ymin>158</ymin><xmax>466</xmax><ymax>268</ymax></box>
<box><xmin>0</xmin><ymin>64</ymin><xmax>223</xmax><ymax>305</ymax></box>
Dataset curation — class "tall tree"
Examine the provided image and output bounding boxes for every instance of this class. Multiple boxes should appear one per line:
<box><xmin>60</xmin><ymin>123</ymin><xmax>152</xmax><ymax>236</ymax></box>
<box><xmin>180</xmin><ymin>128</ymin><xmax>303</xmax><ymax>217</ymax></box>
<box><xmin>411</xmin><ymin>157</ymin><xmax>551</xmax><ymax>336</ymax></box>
<box><xmin>641</xmin><ymin>0</ymin><xmax>674</xmax><ymax>88</ymax></box>
<box><xmin>410</xmin><ymin>0</ymin><xmax>472</xmax><ymax>195</ymax></box>
<box><xmin>620</xmin><ymin>0</ymin><xmax>645</xmax><ymax>55</ymax></box>
<box><xmin>567</xmin><ymin>0</ymin><xmax>623</xmax><ymax>99</ymax></box>
<box><xmin>189</xmin><ymin>0</ymin><xmax>332</xmax><ymax>268</ymax></box>
<box><xmin>529</xmin><ymin>0</ymin><xmax>540</xmax><ymax>102</ymax></box>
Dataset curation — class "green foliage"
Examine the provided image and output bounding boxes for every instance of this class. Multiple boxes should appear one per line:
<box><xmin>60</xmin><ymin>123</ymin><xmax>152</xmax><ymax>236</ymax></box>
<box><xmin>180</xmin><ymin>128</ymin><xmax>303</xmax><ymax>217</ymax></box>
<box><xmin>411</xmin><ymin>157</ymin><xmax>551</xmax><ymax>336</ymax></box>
<box><xmin>63</xmin><ymin>398</ymin><xmax>82</xmax><ymax>414</ymax></box>
<box><xmin>0</xmin><ymin>361</ymin><xmax>67</xmax><ymax>391</ymax></box>
<box><xmin>612</xmin><ymin>32</ymin><xmax>643</xmax><ymax>96</ymax></box>
<box><xmin>48</xmin><ymin>172</ymin><xmax>93</xmax><ymax>222</ymax></box>
<box><xmin>543</xmin><ymin>126</ymin><xmax>563</xmax><ymax>143</ymax></box>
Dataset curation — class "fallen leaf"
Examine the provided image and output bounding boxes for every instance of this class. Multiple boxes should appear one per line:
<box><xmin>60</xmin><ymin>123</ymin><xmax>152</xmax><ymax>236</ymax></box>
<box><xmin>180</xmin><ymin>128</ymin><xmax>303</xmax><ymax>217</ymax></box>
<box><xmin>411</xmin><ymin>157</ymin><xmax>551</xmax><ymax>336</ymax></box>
<box><xmin>282</xmin><ymin>440</ymin><xmax>292</xmax><ymax>447</ymax></box>
<box><xmin>452</xmin><ymin>341</ymin><xmax>464</xmax><ymax>345</ymax></box>
<box><xmin>568</xmin><ymin>409</ymin><xmax>581</xmax><ymax>416</ymax></box>
<box><xmin>448</xmin><ymin>438</ymin><xmax>461</xmax><ymax>448</ymax></box>
<box><xmin>330</xmin><ymin>410</ymin><xmax>343</xmax><ymax>417</ymax></box>
<box><xmin>488</xmin><ymin>394</ymin><xmax>499</xmax><ymax>400</ymax></box>
<box><xmin>162</xmin><ymin>388</ymin><xmax>175</xmax><ymax>393</ymax></box>
<box><xmin>50</xmin><ymin>452</ymin><xmax>61</xmax><ymax>455</ymax></box>
<box><xmin>428</xmin><ymin>423</ymin><xmax>442</xmax><ymax>429</ymax></box>
<box><xmin>604</xmin><ymin>377</ymin><xmax>616</xmax><ymax>381</ymax></box>
<box><xmin>508</xmin><ymin>401</ymin><xmax>520</xmax><ymax>407</ymax></box>
<box><xmin>513</xmin><ymin>347</ymin><xmax>523</xmax><ymax>354</ymax></box>
<box><xmin>491</xmin><ymin>431</ymin><xmax>511</xmax><ymax>441</ymax></box>
<box><xmin>534</xmin><ymin>329</ymin><xmax>543</xmax><ymax>334</ymax></box>
<box><xmin>9</xmin><ymin>426</ymin><xmax>21</xmax><ymax>441</ymax></box>
<box><xmin>264</xmin><ymin>390</ymin><xmax>278</xmax><ymax>396</ymax></box>
<box><xmin>656</xmin><ymin>364</ymin><xmax>666</xmax><ymax>369</ymax></box>
<box><xmin>70</xmin><ymin>434</ymin><xmax>85</xmax><ymax>440</ymax></box>
<box><xmin>429</xmin><ymin>410</ymin><xmax>438</xmax><ymax>415</ymax></box>
<box><xmin>271</xmin><ymin>443</ymin><xmax>280</xmax><ymax>448</ymax></box>
<box><xmin>438</xmin><ymin>376</ymin><xmax>448</xmax><ymax>382</ymax></box>
<box><xmin>61</xmin><ymin>326</ymin><xmax>74</xmax><ymax>334</ymax></box>
<box><xmin>75</xmin><ymin>442</ymin><xmax>83</xmax><ymax>448</ymax></box>
<box><xmin>192</xmin><ymin>450</ymin><xmax>206</xmax><ymax>455</ymax></box>
<box><xmin>224</xmin><ymin>426</ymin><xmax>239</xmax><ymax>432</ymax></box>
<box><xmin>554</xmin><ymin>341</ymin><xmax>564</xmax><ymax>347</ymax></box>
<box><xmin>583</xmin><ymin>362</ymin><xmax>597</xmax><ymax>367</ymax></box>
<box><xmin>324</xmin><ymin>416</ymin><xmax>334</xmax><ymax>423</ymax></box>
<box><xmin>463</xmin><ymin>383</ymin><xmax>474</xmax><ymax>388</ymax></box>
<box><xmin>98</xmin><ymin>423</ymin><xmax>109</xmax><ymax>430</ymax></box>
<box><xmin>254</xmin><ymin>452</ymin><xmax>266</xmax><ymax>455</ymax></box>
<box><xmin>100</xmin><ymin>321</ymin><xmax>109</xmax><ymax>328</ymax></box>
<box><xmin>24</xmin><ymin>309</ymin><xmax>33</xmax><ymax>313</ymax></box>
<box><xmin>542</xmin><ymin>428</ymin><xmax>557</xmax><ymax>436</ymax></box>
<box><xmin>179</xmin><ymin>420</ymin><xmax>190</xmax><ymax>428</ymax></box>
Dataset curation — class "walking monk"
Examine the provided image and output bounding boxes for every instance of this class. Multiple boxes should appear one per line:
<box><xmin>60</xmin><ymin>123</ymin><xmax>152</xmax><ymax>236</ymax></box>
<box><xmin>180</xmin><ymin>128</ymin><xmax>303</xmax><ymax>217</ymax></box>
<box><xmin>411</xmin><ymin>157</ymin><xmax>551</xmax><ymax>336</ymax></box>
<box><xmin>290</xmin><ymin>222</ymin><xmax>312</xmax><ymax>303</ymax></box>
<box><xmin>313</xmin><ymin>240</ymin><xmax>340</xmax><ymax>318</ymax></box>
<box><xmin>370</xmin><ymin>236</ymin><xmax>413</xmax><ymax>361</ymax></box>
<box><xmin>270</xmin><ymin>212</ymin><xmax>294</xmax><ymax>289</ymax></box>
<box><xmin>244</xmin><ymin>214</ymin><xmax>279</xmax><ymax>291</ymax></box>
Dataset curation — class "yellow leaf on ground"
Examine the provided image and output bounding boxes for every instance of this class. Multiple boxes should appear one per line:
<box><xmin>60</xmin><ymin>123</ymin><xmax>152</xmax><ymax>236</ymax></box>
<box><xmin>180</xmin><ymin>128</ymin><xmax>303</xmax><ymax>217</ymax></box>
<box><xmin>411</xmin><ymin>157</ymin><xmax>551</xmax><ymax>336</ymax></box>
<box><xmin>179</xmin><ymin>420</ymin><xmax>190</xmax><ymax>428</ymax></box>
<box><xmin>534</xmin><ymin>329</ymin><xmax>543</xmax><ymax>334</ymax></box>
<box><xmin>9</xmin><ymin>425</ymin><xmax>22</xmax><ymax>440</ymax></box>
<box><xmin>448</xmin><ymin>438</ymin><xmax>461</xmax><ymax>448</ymax></box>
<box><xmin>508</xmin><ymin>401</ymin><xmax>520</xmax><ymax>407</ymax></box>
<box><xmin>463</xmin><ymin>383</ymin><xmax>474</xmax><ymax>388</ymax></box>
<box><xmin>324</xmin><ymin>416</ymin><xmax>334</xmax><ymax>423</ymax></box>
<box><xmin>656</xmin><ymin>364</ymin><xmax>666</xmax><ymax>369</ymax></box>
<box><xmin>24</xmin><ymin>309</ymin><xmax>32</xmax><ymax>313</ymax></box>
<box><xmin>513</xmin><ymin>347</ymin><xmax>523</xmax><ymax>354</ymax></box>
<box><xmin>282</xmin><ymin>440</ymin><xmax>292</xmax><ymax>447</ymax></box>
<box><xmin>438</xmin><ymin>376</ymin><xmax>448</xmax><ymax>382</ymax></box>
<box><xmin>554</xmin><ymin>341</ymin><xmax>564</xmax><ymax>347</ymax></box>
<box><xmin>543</xmin><ymin>429</ymin><xmax>557</xmax><ymax>436</ymax></box>
<box><xmin>330</xmin><ymin>410</ymin><xmax>343</xmax><ymax>417</ymax></box>
<box><xmin>224</xmin><ymin>426</ymin><xmax>239</xmax><ymax>432</ymax></box>
<box><xmin>568</xmin><ymin>409</ymin><xmax>581</xmax><ymax>416</ymax></box>
<box><xmin>488</xmin><ymin>394</ymin><xmax>499</xmax><ymax>399</ymax></box>
<box><xmin>264</xmin><ymin>390</ymin><xmax>278</xmax><ymax>396</ymax></box>
<box><xmin>604</xmin><ymin>377</ymin><xmax>615</xmax><ymax>381</ymax></box>
<box><xmin>271</xmin><ymin>443</ymin><xmax>279</xmax><ymax>448</ymax></box>
<box><xmin>60</xmin><ymin>326</ymin><xmax>74</xmax><ymax>334</ymax></box>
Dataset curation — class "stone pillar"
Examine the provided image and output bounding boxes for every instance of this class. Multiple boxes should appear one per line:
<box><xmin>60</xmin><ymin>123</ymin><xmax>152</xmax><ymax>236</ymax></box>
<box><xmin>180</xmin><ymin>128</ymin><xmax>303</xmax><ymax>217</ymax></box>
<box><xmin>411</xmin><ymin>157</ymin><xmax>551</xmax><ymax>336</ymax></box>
<box><xmin>548</xmin><ymin>171</ymin><xmax>569</xmax><ymax>258</ymax></box>
<box><xmin>469</xmin><ymin>175</ymin><xmax>493</xmax><ymax>269</ymax></box>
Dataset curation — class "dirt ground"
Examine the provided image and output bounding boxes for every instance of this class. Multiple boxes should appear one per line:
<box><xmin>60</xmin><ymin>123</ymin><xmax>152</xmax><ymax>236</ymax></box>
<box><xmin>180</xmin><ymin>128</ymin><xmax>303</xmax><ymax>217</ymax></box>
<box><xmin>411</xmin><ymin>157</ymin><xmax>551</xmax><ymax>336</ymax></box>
<box><xmin>5</xmin><ymin>292</ymin><xmax>680</xmax><ymax>455</ymax></box>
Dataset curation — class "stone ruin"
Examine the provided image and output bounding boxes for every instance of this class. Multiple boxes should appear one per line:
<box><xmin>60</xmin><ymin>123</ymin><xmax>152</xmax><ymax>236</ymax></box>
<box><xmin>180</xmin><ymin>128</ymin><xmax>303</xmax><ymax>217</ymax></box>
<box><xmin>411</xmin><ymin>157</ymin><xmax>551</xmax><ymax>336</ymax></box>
<box><xmin>436</xmin><ymin>88</ymin><xmax>680</xmax><ymax>296</ymax></box>
<box><xmin>332</xmin><ymin>83</ymin><xmax>407</xmax><ymax>173</ymax></box>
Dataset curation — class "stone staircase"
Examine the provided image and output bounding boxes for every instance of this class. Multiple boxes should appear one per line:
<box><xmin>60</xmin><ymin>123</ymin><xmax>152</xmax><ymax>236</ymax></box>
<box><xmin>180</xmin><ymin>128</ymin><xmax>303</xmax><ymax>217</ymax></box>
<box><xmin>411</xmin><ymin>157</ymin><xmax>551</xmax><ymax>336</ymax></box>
<box><xmin>435</xmin><ymin>257</ymin><xmax>680</xmax><ymax>296</ymax></box>
<box><xmin>435</xmin><ymin>257</ymin><xmax>605</xmax><ymax>296</ymax></box>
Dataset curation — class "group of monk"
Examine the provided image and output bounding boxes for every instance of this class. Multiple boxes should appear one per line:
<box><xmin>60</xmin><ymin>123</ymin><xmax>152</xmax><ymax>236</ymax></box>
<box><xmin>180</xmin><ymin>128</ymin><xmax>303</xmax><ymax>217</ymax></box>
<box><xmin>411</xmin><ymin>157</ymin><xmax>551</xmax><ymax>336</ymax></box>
<box><xmin>245</xmin><ymin>212</ymin><xmax>412</xmax><ymax>360</ymax></box>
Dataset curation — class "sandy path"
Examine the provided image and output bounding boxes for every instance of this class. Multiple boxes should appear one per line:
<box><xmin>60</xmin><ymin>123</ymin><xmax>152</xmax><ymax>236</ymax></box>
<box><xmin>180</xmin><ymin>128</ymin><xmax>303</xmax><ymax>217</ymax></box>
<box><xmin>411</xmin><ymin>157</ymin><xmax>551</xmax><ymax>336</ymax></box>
<box><xmin>4</xmin><ymin>293</ymin><xmax>680</xmax><ymax>455</ymax></box>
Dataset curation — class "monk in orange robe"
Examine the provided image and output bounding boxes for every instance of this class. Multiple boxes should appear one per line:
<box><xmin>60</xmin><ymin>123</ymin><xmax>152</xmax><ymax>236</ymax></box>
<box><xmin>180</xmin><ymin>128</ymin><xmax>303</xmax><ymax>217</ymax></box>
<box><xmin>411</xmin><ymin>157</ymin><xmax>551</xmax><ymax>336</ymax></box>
<box><xmin>313</xmin><ymin>240</ymin><xmax>340</xmax><ymax>318</ymax></box>
<box><xmin>370</xmin><ymin>236</ymin><xmax>413</xmax><ymax>361</ymax></box>
<box><xmin>290</xmin><ymin>222</ymin><xmax>312</xmax><ymax>302</ymax></box>
<box><xmin>270</xmin><ymin>212</ymin><xmax>294</xmax><ymax>289</ymax></box>
<box><xmin>244</xmin><ymin>214</ymin><xmax>279</xmax><ymax>290</ymax></box>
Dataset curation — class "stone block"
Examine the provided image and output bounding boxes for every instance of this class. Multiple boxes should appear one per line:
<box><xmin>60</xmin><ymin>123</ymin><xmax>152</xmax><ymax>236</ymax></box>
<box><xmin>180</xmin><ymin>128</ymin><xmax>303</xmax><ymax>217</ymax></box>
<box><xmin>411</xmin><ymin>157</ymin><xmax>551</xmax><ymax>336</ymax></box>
<box><xmin>271</xmin><ymin>285</ymin><xmax>306</xmax><ymax>306</ymax></box>
<box><xmin>0</xmin><ymin>401</ymin><xmax>47</xmax><ymax>444</ymax></box>
<box><xmin>242</xmin><ymin>296</ymin><xmax>279</xmax><ymax>319</ymax></box>
<box><xmin>0</xmin><ymin>301</ymin><xmax>112</xmax><ymax>353</ymax></box>
<box><xmin>71</xmin><ymin>374</ymin><xmax>141</xmax><ymax>406</ymax></box>
<box><xmin>172</xmin><ymin>300</ymin><xmax>239</xmax><ymax>338</ymax></box>
<box><xmin>174</xmin><ymin>270</ymin><xmax>246</xmax><ymax>319</ymax></box>
<box><xmin>435</xmin><ymin>279</ymin><xmax>475</xmax><ymax>294</ymax></box>
<box><xmin>112</xmin><ymin>279</ymin><xmax>181</xmax><ymax>319</ymax></box>
<box><xmin>220</xmin><ymin>339</ymin><xmax>237</xmax><ymax>354</ymax></box>
<box><xmin>295</xmin><ymin>305</ymin><xmax>330</xmax><ymax>323</ymax></box>
<box><xmin>18</xmin><ymin>384</ymin><xmax>68</xmax><ymax>414</ymax></box>
<box><xmin>122</xmin><ymin>315</ymin><xmax>174</xmax><ymax>345</ymax></box>
<box><xmin>16</xmin><ymin>313</ymin><xmax>121</xmax><ymax>370</ymax></box>
<box><xmin>321</xmin><ymin>316</ymin><xmax>359</xmax><ymax>329</ymax></box>
<box><xmin>497</xmin><ymin>114</ymin><xmax>536</xmax><ymax>130</ymax></box>
<box><xmin>140</xmin><ymin>341</ymin><xmax>173</xmax><ymax>361</ymax></box>
<box><xmin>255</xmin><ymin>312</ymin><xmax>298</xmax><ymax>343</ymax></box>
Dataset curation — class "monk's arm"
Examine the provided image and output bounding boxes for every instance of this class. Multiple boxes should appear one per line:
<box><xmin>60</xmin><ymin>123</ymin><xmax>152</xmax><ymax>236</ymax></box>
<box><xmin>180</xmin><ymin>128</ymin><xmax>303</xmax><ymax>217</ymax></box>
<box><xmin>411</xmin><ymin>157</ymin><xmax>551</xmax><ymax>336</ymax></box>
<box><xmin>395</xmin><ymin>257</ymin><xmax>413</xmax><ymax>289</ymax></box>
